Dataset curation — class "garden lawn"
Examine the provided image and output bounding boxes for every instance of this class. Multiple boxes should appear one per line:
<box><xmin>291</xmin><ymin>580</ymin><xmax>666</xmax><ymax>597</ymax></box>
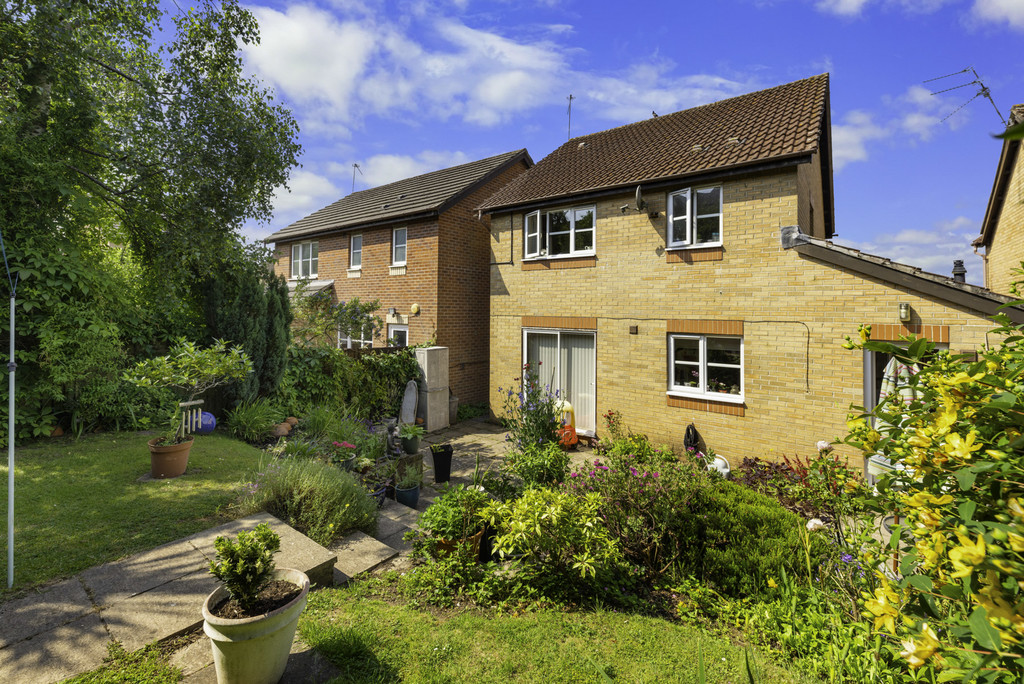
<box><xmin>299</xmin><ymin>584</ymin><xmax>821</xmax><ymax>684</ymax></box>
<box><xmin>0</xmin><ymin>432</ymin><xmax>262</xmax><ymax>597</ymax></box>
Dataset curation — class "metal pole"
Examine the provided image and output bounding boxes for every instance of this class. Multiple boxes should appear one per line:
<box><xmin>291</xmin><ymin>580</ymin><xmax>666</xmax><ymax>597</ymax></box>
<box><xmin>8</xmin><ymin>292</ymin><xmax>14</xmax><ymax>588</ymax></box>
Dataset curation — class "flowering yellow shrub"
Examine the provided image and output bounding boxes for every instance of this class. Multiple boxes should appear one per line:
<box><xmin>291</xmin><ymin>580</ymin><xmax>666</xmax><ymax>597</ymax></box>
<box><xmin>844</xmin><ymin>314</ymin><xmax>1024</xmax><ymax>682</ymax></box>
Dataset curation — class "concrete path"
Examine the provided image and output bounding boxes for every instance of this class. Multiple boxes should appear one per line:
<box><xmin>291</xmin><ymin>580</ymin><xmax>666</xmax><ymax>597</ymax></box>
<box><xmin>0</xmin><ymin>419</ymin><xmax>593</xmax><ymax>683</ymax></box>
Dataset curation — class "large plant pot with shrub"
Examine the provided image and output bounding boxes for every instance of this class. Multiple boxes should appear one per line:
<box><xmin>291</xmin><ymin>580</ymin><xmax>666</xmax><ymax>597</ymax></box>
<box><xmin>202</xmin><ymin>568</ymin><xmax>309</xmax><ymax>684</ymax></box>
<box><xmin>147</xmin><ymin>437</ymin><xmax>194</xmax><ymax>479</ymax></box>
<box><xmin>204</xmin><ymin>524</ymin><xmax>308</xmax><ymax>684</ymax></box>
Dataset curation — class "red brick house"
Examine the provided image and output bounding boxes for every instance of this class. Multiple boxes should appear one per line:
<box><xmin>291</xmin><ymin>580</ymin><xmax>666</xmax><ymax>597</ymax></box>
<box><xmin>266</xmin><ymin>149</ymin><xmax>533</xmax><ymax>404</ymax></box>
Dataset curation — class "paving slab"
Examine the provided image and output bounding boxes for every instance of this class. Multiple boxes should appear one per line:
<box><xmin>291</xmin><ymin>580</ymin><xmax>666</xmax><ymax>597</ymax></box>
<box><xmin>80</xmin><ymin>537</ymin><xmax>208</xmax><ymax>607</ymax></box>
<box><xmin>0</xmin><ymin>578</ymin><xmax>94</xmax><ymax>649</ymax></box>
<box><xmin>102</xmin><ymin>568</ymin><xmax>219</xmax><ymax>653</ymax></box>
<box><xmin>329</xmin><ymin>532</ymin><xmax>398</xmax><ymax>583</ymax></box>
<box><xmin>168</xmin><ymin>635</ymin><xmax>213</xmax><ymax>678</ymax></box>
<box><xmin>0</xmin><ymin>610</ymin><xmax>110</xmax><ymax>684</ymax></box>
<box><xmin>186</xmin><ymin>513</ymin><xmax>337</xmax><ymax>587</ymax></box>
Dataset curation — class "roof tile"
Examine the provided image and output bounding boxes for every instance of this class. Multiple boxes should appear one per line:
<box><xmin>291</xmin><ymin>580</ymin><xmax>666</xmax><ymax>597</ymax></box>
<box><xmin>266</xmin><ymin>149</ymin><xmax>530</xmax><ymax>242</ymax></box>
<box><xmin>481</xmin><ymin>74</ymin><xmax>829</xmax><ymax>211</ymax></box>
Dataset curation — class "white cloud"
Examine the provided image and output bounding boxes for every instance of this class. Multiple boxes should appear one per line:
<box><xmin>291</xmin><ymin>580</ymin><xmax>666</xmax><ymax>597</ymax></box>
<box><xmin>831</xmin><ymin>110</ymin><xmax>889</xmax><ymax>170</ymax></box>
<box><xmin>972</xmin><ymin>0</ymin><xmax>1024</xmax><ymax>29</ymax></box>
<box><xmin>815</xmin><ymin>0</ymin><xmax>872</xmax><ymax>16</ymax></box>
<box><xmin>270</xmin><ymin>169</ymin><xmax>341</xmax><ymax>214</ymax></box>
<box><xmin>358</xmin><ymin>151</ymin><xmax>472</xmax><ymax>188</ymax></box>
<box><xmin>896</xmin><ymin>84</ymin><xmax>967</xmax><ymax>141</ymax></box>
<box><xmin>241</xmin><ymin>4</ymin><xmax>750</xmax><ymax>136</ymax></box>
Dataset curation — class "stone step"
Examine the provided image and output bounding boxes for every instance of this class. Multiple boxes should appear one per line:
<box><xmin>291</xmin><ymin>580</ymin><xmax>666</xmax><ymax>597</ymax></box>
<box><xmin>328</xmin><ymin>532</ymin><xmax>399</xmax><ymax>584</ymax></box>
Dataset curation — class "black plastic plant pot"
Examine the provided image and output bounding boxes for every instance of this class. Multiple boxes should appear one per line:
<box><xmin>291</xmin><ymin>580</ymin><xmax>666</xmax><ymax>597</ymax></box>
<box><xmin>431</xmin><ymin>444</ymin><xmax>454</xmax><ymax>483</ymax></box>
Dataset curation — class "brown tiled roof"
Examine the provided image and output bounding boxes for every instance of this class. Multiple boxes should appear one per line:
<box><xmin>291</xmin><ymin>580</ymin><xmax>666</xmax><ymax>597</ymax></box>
<box><xmin>266</xmin><ymin>149</ymin><xmax>531</xmax><ymax>242</ymax></box>
<box><xmin>481</xmin><ymin>74</ymin><xmax>829</xmax><ymax>211</ymax></box>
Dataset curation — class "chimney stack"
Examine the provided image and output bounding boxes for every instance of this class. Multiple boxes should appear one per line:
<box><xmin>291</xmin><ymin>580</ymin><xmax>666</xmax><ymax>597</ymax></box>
<box><xmin>952</xmin><ymin>260</ymin><xmax>966</xmax><ymax>283</ymax></box>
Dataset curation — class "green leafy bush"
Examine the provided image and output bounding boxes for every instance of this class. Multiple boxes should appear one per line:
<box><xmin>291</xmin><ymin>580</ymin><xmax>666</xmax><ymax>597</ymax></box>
<box><xmin>208</xmin><ymin>522</ymin><xmax>280</xmax><ymax>613</ymax></box>
<box><xmin>273</xmin><ymin>346</ymin><xmax>420</xmax><ymax>420</ymax></box>
<box><xmin>505</xmin><ymin>441</ymin><xmax>570</xmax><ymax>487</ymax></box>
<box><xmin>301</xmin><ymin>405</ymin><xmax>338</xmax><ymax>439</ymax></box>
<box><xmin>225</xmin><ymin>398</ymin><xmax>281</xmax><ymax>444</ymax></box>
<box><xmin>483</xmin><ymin>488</ymin><xmax>622</xmax><ymax>585</ymax></box>
<box><xmin>689</xmin><ymin>479</ymin><xmax>830</xmax><ymax>597</ymax></box>
<box><xmin>418</xmin><ymin>485</ymin><xmax>490</xmax><ymax>540</ymax></box>
<box><xmin>564</xmin><ymin>457</ymin><xmax>704</xmax><ymax>583</ymax></box>
<box><xmin>841</xmin><ymin>314</ymin><xmax>1024</xmax><ymax>679</ymax></box>
<box><xmin>238</xmin><ymin>459</ymin><xmax>377</xmax><ymax>545</ymax></box>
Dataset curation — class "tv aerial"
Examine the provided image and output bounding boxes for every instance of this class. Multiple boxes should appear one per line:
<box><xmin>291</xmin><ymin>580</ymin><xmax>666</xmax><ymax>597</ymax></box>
<box><xmin>924</xmin><ymin>67</ymin><xmax>1006</xmax><ymax>126</ymax></box>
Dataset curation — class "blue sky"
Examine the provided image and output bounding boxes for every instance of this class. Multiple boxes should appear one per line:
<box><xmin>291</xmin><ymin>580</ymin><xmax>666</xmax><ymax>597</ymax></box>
<box><xmin>168</xmin><ymin>0</ymin><xmax>1023</xmax><ymax>285</ymax></box>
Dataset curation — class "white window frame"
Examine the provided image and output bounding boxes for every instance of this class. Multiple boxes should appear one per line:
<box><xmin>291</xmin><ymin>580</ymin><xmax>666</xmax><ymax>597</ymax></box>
<box><xmin>290</xmin><ymin>241</ymin><xmax>319</xmax><ymax>279</ymax></box>
<box><xmin>388</xmin><ymin>324</ymin><xmax>408</xmax><ymax>347</ymax></box>
<box><xmin>667</xmin><ymin>334</ymin><xmax>743</xmax><ymax>403</ymax></box>
<box><xmin>523</xmin><ymin>205</ymin><xmax>596</xmax><ymax>259</ymax></box>
<box><xmin>392</xmin><ymin>227</ymin><xmax>407</xmax><ymax>266</ymax></box>
<box><xmin>667</xmin><ymin>186</ymin><xmax>722</xmax><ymax>249</ymax></box>
<box><xmin>350</xmin><ymin>234</ymin><xmax>362</xmax><ymax>269</ymax></box>
<box><xmin>338</xmin><ymin>322</ymin><xmax>373</xmax><ymax>349</ymax></box>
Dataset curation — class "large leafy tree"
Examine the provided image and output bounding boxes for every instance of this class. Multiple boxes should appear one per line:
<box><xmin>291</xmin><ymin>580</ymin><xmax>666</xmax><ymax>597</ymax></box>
<box><xmin>0</xmin><ymin>0</ymin><xmax>301</xmax><ymax>440</ymax></box>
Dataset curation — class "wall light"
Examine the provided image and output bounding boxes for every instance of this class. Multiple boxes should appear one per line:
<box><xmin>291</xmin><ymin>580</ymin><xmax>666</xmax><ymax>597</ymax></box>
<box><xmin>898</xmin><ymin>302</ymin><xmax>911</xmax><ymax>323</ymax></box>
<box><xmin>388</xmin><ymin>307</ymin><xmax>397</xmax><ymax>317</ymax></box>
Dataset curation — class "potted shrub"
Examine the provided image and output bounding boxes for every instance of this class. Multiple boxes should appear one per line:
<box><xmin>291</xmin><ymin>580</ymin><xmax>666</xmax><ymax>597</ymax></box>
<box><xmin>418</xmin><ymin>484</ymin><xmax>490</xmax><ymax>558</ymax></box>
<box><xmin>124</xmin><ymin>339</ymin><xmax>251</xmax><ymax>478</ymax></box>
<box><xmin>429</xmin><ymin>442</ymin><xmax>454</xmax><ymax>483</ymax></box>
<box><xmin>398</xmin><ymin>423</ymin><xmax>425</xmax><ymax>454</ymax></box>
<box><xmin>395</xmin><ymin>466</ymin><xmax>423</xmax><ymax>508</ymax></box>
<box><xmin>202</xmin><ymin>523</ymin><xmax>309</xmax><ymax>684</ymax></box>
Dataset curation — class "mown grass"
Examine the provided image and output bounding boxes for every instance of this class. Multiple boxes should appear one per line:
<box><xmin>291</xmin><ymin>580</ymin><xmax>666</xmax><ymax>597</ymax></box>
<box><xmin>0</xmin><ymin>431</ymin><xmax>262</xmax><ymax>597</ymax></box>
<box><xmin>298</xmin><ymin>583</ymin><xmax>821</xmax><ymax>684</ymax></box>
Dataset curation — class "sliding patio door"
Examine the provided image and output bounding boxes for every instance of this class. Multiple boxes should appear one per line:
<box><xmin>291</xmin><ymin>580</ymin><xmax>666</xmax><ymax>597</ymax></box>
<box><xmin>523</xmin><ymin>330</ymin><xmax>596</xmax><ymax>434</ymax></box>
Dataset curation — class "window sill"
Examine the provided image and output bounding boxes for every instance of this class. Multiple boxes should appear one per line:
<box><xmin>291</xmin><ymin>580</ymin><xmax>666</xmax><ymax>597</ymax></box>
<box><xmin>666</xmin><ymin>243</ymin><xmax>722</xmax><ymax>251</ymax></box>
<box><xmin>389</xmin><ymin>265</ymin><xmax>406</xmax><ymax>276</ymax></box>
<box><xmin>347</xmin><ymin>268</ymin><xmax>361</xmax><ymax>278</ymax></box>
<box><xmin>521</xmin><ymin>255</ymin><xmax>597</xmax><ymax>271</ymax></box>
<box><xmin>667</xmin><ymin>392</ymin><xmax>745</xmax><ymax>416</ymax></box>
<box><xmin>667</xmin><ymin>390</ymin><xmax>744</xmax><ymax>404</ymax></box>
<box><xmin>289</xmin><ymin>275</ymin><xmax>320</xmax><ymax>281</ymax></box>
<box><xmin>666</xmin><ymin>245</ymin><xmax>723</xmax><ymax>263</ymax></box>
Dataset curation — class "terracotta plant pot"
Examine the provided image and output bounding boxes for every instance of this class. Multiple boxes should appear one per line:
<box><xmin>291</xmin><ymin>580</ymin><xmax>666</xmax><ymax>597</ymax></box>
<box><xmin>202</xmin><ymin>567</ymin><xmax>309</xmax><ymax>684</ymax></box>
<box><xmin>435</xmin><ymin>527</ymin><xmax>485</xmax><ymax>559</ymax></box>
<box><xmin>147</xmin><ymin>437</ymin><xmax>194</xmax><ymax>479</ymax></box>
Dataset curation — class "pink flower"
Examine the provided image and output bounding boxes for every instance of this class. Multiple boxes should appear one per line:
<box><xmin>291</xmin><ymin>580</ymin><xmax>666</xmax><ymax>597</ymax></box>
<box><xmin>340</xmin><ymin>442</ymin><xmax>356</xmax><ymax>449</ymax></box>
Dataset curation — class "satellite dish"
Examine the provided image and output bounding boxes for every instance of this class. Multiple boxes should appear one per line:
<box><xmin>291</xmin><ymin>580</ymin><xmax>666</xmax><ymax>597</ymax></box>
<box><xmin>634</xmin><ymin>185</ymin><xmax>647</xmax><ymax>212</ymax></box>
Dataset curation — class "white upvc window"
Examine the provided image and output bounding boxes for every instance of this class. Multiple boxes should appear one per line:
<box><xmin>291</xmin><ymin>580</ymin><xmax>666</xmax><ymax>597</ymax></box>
<box><xmin>523</xmin><ymin>205</ymin><xmax>596</xmax><ymax>259</ymax></box>
<box><xmin>667</xmin><ymin>186</ymin><xmax>722</xmax><ymax>248</ymax></box>
<box><xmin>350</xmin><ymin>234</ymin><xmax>362</xmax><ymax>269</ymax></box>
<box><xmin>290</xmin><ymin>241</ymin><xmax>319</xmax><ymax>278</ymax></box>
<box><xmin>338</xmin><ymin>322</ymin><xmax>373</xmax><ymax>349</ymax></box>
<box><xmin>668</xmin><ymin>334</ymin><xmax>743</xmax><ymax>402</ymax></box>
<box><xmin>392</xmin><ymin>227</ymin><xmax>407</xmax><ymax>266</ymax></box>
<box><xmin>388</xmin><ymin>324</ymin><xmax>408</xmax><ymax>347</ymax></box>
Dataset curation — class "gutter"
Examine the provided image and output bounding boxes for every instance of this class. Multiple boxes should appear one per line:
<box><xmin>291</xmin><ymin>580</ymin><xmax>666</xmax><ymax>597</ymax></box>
<box><xmin>480</xmin><ymin>152</ymin><xmax>814</xmax><ymax>217</ymax></box>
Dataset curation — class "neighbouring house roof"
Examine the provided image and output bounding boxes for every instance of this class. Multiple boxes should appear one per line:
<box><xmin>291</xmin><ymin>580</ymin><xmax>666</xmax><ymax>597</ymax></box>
<box><xmin>480</xmin><ymin>74</ymin><xmax>831</xmax><ymax>216</ymax></box>
<box><xmin>781</xmin><ymin>226</ymin><xmax>1024</xmax><ymax>324</ymax></box>
<box><xmin>265</xmin><ymin>149</ymin><xmax>533</xmax><ymax>243</ymax></box>
<box><xmin>974</xmin><ymin>104</ymin><xmax>1024</xmax><ymax>249</ymax></box>
<box><xmin>286</xmin><ymin>279</ymin><xmax>334</xmax><ymax>298</ymax></box>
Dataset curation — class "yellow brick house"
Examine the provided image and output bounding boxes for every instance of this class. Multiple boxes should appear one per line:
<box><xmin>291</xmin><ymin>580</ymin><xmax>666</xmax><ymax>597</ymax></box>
<box><xmin>480</xmin><ymin>74</ymin><xmax>1024</xmax><ymax>467</ymax></box>
<box><xmin>974</xmin><ymin>104</ymin><xmax>1024</xmax><ymax>296</ymax></box>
